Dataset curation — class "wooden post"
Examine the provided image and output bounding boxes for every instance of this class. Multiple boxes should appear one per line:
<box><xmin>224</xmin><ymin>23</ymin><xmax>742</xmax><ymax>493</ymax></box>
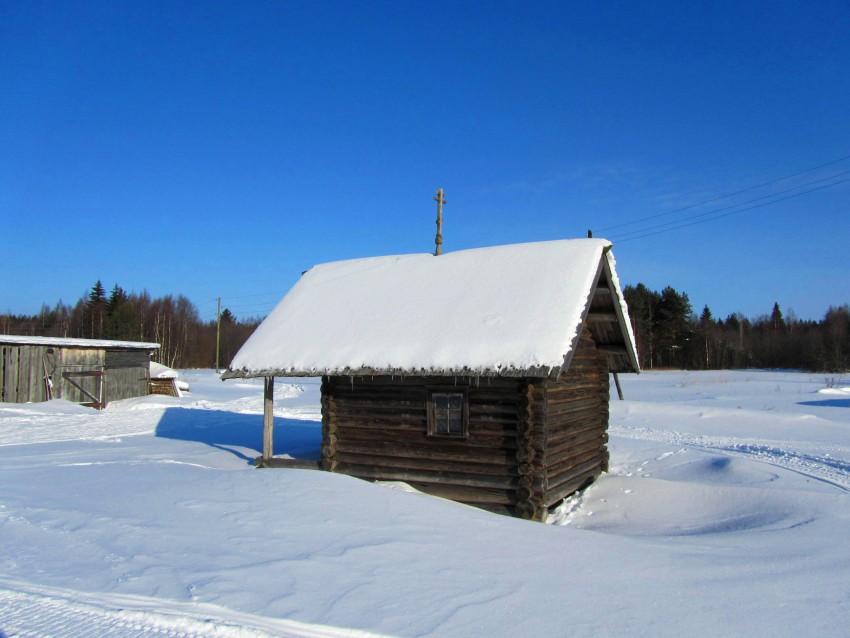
<box><xmin>434</xmin><ymin>188</ymin><xmax>446</xmax><ymax>256</ymax></box>
<box><xmin>612</xmin><ymin>372</ymin><xmax>624</xmax><ymax>400</ymax></box>
<box><xmin>263</xmin><ymin>376</ymin><xmax>274</xmax><ymax>461</ymax></box>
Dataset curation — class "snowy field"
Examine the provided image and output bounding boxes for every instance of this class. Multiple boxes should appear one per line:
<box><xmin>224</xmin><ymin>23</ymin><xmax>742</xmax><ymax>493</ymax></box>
<box><xmin>1</xmin><ymin>370</ymin><xmax>849</xmax><ymax>637</ymax></box>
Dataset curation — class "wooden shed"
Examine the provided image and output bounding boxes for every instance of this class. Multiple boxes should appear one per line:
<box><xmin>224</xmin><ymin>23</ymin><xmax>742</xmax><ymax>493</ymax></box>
<box><xmin>224</xmin><ymin>239</ymin><xmax>638</xmax><ymax>520</ymax></box>
<box><xmin>0</xmin><ymin>335</ymin><xmax>159</xmax><ymax>408</ymax></box>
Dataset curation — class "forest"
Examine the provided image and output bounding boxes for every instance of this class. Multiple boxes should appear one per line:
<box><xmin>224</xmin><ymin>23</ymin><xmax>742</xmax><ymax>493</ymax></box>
<box><xmin>623</xmin><ymin>284</ymin><xmax>850</xmax><ymax>373</ymax></box>
<box><xmin>1</xmin><ymin>280</ymin><xmax>848</xmax><ymax>372</ymax></box>
<box><xmin>0</xmin><ymin>281</ymin><xmax>260</xmax><ymax>369</ymax></box>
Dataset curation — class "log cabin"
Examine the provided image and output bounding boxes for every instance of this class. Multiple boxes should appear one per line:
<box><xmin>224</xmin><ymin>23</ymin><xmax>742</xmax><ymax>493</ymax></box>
<box><xmin>1</xmin><ymin>335</ymin><xmax>159</xmax><ymax>408</ymax></box>
<box><xmin>223</xmin><ymin>238</ymin><xmax>639</xmax><ymax>520</ymax></box>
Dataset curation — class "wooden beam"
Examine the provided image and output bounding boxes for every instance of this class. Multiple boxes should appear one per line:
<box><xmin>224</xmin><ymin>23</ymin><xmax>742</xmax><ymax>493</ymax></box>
<box><xmin>593</xmin><ymin>286</ymin><xmax>612</xmax><ymax>297</ymax></box>
<box><xmin>597</xmin><ymin>344</ymin><xmax>629</xmax><ymax>355</ymax></box>
<box><xmin>263</xmin><ymin>376</ymin><xmax>274</xmax><ymax>461</ymax></box>
<box><xmin>585</xmin><ymin>312</ymin><xmax>619</xmax><ymax>323</ymax></box>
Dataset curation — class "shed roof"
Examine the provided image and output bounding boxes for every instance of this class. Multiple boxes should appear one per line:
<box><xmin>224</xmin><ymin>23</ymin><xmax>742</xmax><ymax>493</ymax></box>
<box><xmin>0</xmin><ymin>335</ymin><xmax>159</xmax><ymax>350</ymax></box>
<box><xmin>225</xmin><ymin>239</ymin><xmax>638</xmax><ymax>380</ymax></box>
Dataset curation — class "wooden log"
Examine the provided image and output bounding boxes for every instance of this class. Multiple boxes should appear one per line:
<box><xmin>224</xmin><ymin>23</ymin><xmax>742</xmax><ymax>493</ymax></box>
<box><xmin>334</xmin><ymin>410</ymin><xmax>427</xmax><ymax>424</ymax></box>
<box><xmin>545</xmin><ymin>474</ymin><xmax>599</xmax><ymax>507</ymax></box>
<box><xmin>515</xmin><ymin>499</ymin><xmax>548</xmax><ymax>521</ymax></box>
<box><xmin>545</xmin><ymin>395</ymin><xmax>601</xmax><ymax>411</ymax></box>
<box><xmin>407</xmin><ymin>483</ymin><xmax>516</xmax><ymax>506</ymax></box>
<box><xmin>334</xmin><ymin>441</ymin><xmax>518</xmax><ymax>466</ymax></box>
<box><xmin>597</xmin><ymin>344</ymin><xmax>629</xmax><ymax>356</ymax></box>
<box><xmin>335</xmin><ymin>451</ymin><xmax>515</xmax><ymax>477</ymax></box>
<box><xmin>516</xmin><ymin>483</ymin><xmax>547</xmax><ymax>502</ymax></box>
<box><xmin>337</xmin><ymin>426</ymin><xmax>518</xmax><ymax>448</ymax></box>
<box><xmin>546</xmin><ymin>420</ymin><xmax>606</xmax><ymax>445</ymax></box>
<box><xmin>546</xmin><ymin>430</ymin><xmax>608</xmax><ymax>460</ymax></box>
<box><xmin>545</xmin><ymin>415</ymin><xmax>604</xmax><ymax>439</ymax></box>
<box><xmin>334</xmin><ymin>464</ymin><xmax>519</xmax><ymax>490</ymax></box>
<box><xmin>547</xmin><ymin>456</ymin><xmax>605</xmax><ymax>492</ymax></box>
<box><xmin>515</xmin><ymin>446</ymin><xmax>536</xmax><ymax>464</ymax></box>
<box><xmin>546</xmin><ymin>446</ymin><xmax>606</xmax><ymax>480</ymax></box>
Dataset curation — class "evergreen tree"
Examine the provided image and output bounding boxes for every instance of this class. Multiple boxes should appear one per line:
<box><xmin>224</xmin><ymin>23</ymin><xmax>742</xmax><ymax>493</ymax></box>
<box><xmin>655</xmin><ymin>286</ymin><xmax>693</xmax><ymax>368</ymax></box>
<box><xmin>107</xmin><ymin>284</ymin><xmax>129</xmax><ymax>317</ymax></box>
<box><xmin>771</xmin><ymin>302</ymin><xmax>785</xmax><ymax>333</ymax></box>
<box><xmin>105</xmin><ymin>301</ymin><xmax>139</xmax><ymax>341</ymax></box>
<box><xmin>623</xmin><ymin>284</ymin><xmax>659</xmax><ymax>369</ymax></box>
<box><xmin>86</xmin><ymin>280</ymin><xmax>107</xmax><ymax>339</ymax></box>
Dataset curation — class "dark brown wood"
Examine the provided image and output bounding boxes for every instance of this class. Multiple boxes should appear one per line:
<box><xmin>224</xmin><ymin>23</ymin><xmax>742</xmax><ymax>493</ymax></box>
<box><xmin>586</xmin><ymin>312</ymin><xmax>619</xmax><ymax>323</ymax></box>
<box><xmin>335</xmin><ymin>464</ymin><xmax>519</xmax><ymax>490</ymax></box>
<box><xmin>297</xmin><ymin>326</ymin><xmax>614</xmax><ymax>519</ymax></box>
<box><xmin>597</xmin><ymin>344</ymin><xmax>629</xmax><ymax>355</ymax></box>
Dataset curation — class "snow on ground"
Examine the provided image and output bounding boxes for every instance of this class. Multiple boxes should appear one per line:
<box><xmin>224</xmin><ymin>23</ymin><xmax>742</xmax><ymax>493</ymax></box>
<box><xmin>1</xmin><ymin>370</ymin><xmax>849</xmax><ymax>637</ymax></box>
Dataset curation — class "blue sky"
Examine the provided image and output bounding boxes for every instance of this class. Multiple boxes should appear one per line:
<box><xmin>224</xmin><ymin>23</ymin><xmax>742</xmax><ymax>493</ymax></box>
<box><xmin>2</xmin><ymin>1</ymin><xmax>848</xmax><ymax>323</ymax></box>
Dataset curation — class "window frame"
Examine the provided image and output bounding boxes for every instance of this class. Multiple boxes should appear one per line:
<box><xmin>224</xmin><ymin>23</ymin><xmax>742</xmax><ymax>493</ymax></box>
<box><xmin>426</xmin><ymin>388</ymin><xmax>470</xmax><ymax>438</ymax></box>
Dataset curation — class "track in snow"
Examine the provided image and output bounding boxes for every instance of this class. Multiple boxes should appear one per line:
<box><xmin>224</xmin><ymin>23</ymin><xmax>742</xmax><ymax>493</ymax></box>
<box><xmin>610</xmin><ymin>425</ymin><xmax>850</xmax><ymax>492</ymax></box>
<box><xmin>0</xmin><ymin>582</ymin><xmax>390</xmax><ymax>638</ymax></box>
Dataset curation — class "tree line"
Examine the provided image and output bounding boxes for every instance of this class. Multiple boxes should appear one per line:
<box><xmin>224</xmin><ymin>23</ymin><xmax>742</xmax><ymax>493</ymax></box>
<box><xmin>0</xmin><ymin>281</ymin><xmax>261</xmax><ymax>369</ymax></box>
<box><xmin>2</xmin><ymin>280</ymin><xmax>848</xmax><ymax>372</ymax></box>
<box><xmin>624</xmin><ymin>284</ymin><xmax>850</xmax><ymax>372</ymax></box>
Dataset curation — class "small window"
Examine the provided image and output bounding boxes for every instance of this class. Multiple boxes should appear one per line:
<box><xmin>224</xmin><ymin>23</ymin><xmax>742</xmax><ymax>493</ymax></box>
<box><xmin>427</xmin><ymin>390</ymin><xmax>468</xmax><ymax>437</ymax></box>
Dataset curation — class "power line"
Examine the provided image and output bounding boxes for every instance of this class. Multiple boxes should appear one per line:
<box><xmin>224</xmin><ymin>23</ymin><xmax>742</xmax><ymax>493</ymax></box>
<box><xmin>609</xmin><ymin>169</ymin><xmax>850</xmax><ymax>240</ymax></box>
<box><xmin>597</xmin><ymin>151</ymin><xmax>850</xmax><ymax>233</ymax></box>
<box><xmin>611</xmin><ymin>175</ymin><xmax>850</xmax><ymax>243</ymax></box>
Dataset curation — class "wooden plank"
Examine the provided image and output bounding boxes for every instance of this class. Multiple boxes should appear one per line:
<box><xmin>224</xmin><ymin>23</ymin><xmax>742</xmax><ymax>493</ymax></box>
<box><xmin>2</xmin><ymin>346</ymin><xmax>19</xmax><ymax>402</ymax></box>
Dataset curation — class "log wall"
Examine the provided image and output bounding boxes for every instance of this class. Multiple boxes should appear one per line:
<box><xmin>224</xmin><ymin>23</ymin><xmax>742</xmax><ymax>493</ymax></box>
<box><xmin>322</xmin><ymin>375</ymin><xmax>523</xmax><ymax>509</ymax></box>
<box><xmin>535</xmin><ymin>328</ymin><xmax>609</xmax><ymax>518</ymax></box>
<box><xmin>321</xmin><ymin>327</ymin><xmax>610</xmax><ymax>520</ymax></box>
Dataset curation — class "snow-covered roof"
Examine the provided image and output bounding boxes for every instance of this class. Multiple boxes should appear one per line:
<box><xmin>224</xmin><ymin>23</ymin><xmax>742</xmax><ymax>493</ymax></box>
<box><xmin>225</xmin><ymin>239</ymin><xmax>638</xmax><ymax>379</ymax></box>
<box><xmin>150</xmin><ymin>362</ymin><xmax>178</xmax><ymax>379</ymax></box>
<box><xmin>0</xmin><ymin>335</ymin><xmax>159</xmax><ymax>350</ymax></box>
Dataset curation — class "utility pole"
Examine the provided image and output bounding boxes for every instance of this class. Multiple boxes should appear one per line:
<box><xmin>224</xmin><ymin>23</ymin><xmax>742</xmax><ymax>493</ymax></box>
<box><xmin>215</xmin><ymin>297</ymin><xmax>221</xmax><ymax>373</ymax></box>
<box><xmin>434</xmin><ymin>188</ymin><xmax>446</xmax><ymax>256</ymax></box>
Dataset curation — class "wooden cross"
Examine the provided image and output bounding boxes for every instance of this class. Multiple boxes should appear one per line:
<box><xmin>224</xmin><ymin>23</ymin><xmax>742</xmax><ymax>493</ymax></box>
<box><xmin>434</xmin><ymin>188</ymin><xmax>446</xmax><ymax>256</ymax></box>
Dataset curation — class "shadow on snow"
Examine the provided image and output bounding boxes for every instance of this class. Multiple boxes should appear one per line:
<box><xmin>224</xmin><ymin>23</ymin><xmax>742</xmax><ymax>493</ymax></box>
<box><xmin>798</xmin><ymin>399</ymin><xmax>850</xmax><ymax>409</ymax></box>
<box><xmin>154</xmin><ymin>407</ymin><xmax>322</xmax><ymax>465</ymax></box>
